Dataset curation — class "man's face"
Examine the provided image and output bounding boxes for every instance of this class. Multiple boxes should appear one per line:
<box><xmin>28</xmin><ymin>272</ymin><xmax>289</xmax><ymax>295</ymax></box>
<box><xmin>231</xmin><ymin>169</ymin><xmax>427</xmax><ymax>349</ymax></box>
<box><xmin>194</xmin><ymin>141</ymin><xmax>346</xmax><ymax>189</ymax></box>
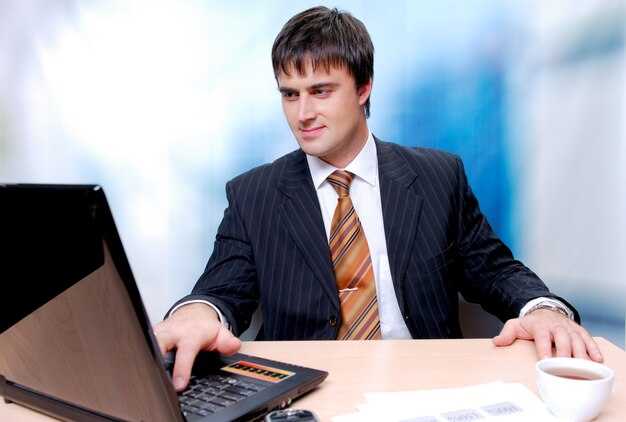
<box><xmin>277</xmin><ymin>63</ymin><xmax>372</xmax><ymax>168</ymax></box>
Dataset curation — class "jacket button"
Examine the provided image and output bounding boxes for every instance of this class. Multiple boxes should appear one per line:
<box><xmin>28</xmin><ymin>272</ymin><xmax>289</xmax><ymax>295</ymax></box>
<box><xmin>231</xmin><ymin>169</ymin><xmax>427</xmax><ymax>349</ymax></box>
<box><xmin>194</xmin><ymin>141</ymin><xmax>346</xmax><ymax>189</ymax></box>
<box><xmin>329</xmin><ymin>315</ymin><xmax>338</xmax><ymax>327</ymax></box>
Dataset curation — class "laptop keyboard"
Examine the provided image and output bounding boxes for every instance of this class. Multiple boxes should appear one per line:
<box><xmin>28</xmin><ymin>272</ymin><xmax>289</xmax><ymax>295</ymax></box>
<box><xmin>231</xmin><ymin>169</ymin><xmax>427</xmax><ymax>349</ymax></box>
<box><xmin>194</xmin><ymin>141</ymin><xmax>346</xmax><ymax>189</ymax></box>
<box><xmin>179</xmin><ymin>374</ymin><xmax>266</xmax><ymax>418</ymax></box>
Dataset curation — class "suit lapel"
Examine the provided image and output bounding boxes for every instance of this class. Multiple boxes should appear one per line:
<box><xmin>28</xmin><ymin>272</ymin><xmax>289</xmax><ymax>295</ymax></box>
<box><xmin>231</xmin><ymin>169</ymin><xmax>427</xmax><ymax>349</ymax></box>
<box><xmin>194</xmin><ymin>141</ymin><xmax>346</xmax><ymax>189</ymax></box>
<box><xmin>277</xmin><ymin>150</ymin><xmax>340</xmax><ymax>310</ymax></box>
<box><xmin>274</xmin><ymin>143</ymin><xmax>423</xmax><ymax>313</ymax></box>
<box><xmin>376</xmin><ymin>140</ymin><xmax>423</xmax><ymax>313</ymax></box>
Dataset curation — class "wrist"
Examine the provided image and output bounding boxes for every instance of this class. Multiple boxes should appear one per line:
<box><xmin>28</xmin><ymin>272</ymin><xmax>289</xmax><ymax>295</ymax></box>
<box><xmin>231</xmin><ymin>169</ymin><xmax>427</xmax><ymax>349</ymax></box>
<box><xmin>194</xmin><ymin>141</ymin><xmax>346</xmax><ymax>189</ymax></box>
<box><xmin>526</xmin><ymin>302</ymin><xmax>570</xmax><ymax>318</ymax></box>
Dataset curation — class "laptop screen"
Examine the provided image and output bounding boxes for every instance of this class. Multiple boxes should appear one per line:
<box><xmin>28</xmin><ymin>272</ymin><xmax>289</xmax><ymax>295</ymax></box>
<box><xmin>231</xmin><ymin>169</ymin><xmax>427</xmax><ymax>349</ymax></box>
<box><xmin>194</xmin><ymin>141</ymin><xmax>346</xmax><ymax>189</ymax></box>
<box><xmin>0</xmin><ymin>185</ymin><xmax>104</xmax><ymax>333</ymax></box>
<box><xmin>0</xmin><ymin>184</ymin><xmax>182</xmax><ymax>421</ymax></box>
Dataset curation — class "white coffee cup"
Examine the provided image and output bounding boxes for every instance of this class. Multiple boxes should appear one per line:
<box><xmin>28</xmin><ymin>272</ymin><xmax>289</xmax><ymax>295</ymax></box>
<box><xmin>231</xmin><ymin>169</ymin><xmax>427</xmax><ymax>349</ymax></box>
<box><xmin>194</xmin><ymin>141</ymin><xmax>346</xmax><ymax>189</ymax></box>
<box><xmin>536</xmin><ymin>357</ymin><xmax>615</xmax><ymax>421</ymax></box>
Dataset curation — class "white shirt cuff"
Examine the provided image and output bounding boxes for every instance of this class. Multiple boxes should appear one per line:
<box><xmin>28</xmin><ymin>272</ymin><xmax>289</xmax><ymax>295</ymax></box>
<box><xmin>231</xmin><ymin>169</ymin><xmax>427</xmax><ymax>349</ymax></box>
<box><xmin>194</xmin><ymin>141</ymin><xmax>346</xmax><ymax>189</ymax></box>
<box><xmin>519</xmin><ymin>297</ymin><xmax>574</xmax><ymax>320</ymax></box>
<box><xmin>168</xmin><ymin>300</ymin><xmax>232</xmax><ymax>331</ymax></box>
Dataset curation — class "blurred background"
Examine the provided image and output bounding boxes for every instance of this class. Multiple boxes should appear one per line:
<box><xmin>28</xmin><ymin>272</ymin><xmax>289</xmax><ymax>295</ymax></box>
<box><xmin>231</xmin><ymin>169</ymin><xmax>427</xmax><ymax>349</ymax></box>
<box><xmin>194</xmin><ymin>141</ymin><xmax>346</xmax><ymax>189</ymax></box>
<box><xmin>1</xmin><ymin>0</ymin><xmax>624</xmax><ymax>347</ymax></box>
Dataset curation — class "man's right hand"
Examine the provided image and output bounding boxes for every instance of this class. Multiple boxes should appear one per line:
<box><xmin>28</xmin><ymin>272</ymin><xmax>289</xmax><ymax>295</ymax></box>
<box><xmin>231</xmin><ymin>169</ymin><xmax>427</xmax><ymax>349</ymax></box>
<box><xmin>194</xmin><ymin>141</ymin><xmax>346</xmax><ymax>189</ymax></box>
<box><xmin>153</xmin><ymin>303</ymin><xmax>242</xmax><ymax>392</ymax></box>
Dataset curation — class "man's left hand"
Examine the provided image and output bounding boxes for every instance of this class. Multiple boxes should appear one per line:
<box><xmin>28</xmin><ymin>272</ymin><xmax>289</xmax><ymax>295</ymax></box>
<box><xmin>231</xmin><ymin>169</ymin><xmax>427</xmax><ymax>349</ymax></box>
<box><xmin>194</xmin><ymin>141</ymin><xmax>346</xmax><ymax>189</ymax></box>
<box><xmin>492</xmin><ymin>309</ymin><xmax>604</xmax><ymax>362</ymax></box>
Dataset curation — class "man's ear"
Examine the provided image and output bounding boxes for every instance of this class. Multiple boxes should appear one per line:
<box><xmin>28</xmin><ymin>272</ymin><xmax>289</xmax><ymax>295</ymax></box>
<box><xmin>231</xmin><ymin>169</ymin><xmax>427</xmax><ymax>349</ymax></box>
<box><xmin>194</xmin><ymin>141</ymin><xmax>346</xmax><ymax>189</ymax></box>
<box><xmin>357</xmin><ymin>78</ymin><xmax>373</xmax><ymax>106</ymax></box>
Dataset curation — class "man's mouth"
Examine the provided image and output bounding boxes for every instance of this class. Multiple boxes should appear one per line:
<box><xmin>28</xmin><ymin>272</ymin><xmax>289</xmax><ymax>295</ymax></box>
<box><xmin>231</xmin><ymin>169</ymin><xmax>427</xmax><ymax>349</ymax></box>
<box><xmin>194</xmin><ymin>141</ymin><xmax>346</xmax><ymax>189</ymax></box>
<box><xmin>299</xmin><ymin>126</ymin><xmax>325</xmax><ymax>139</ymax></box>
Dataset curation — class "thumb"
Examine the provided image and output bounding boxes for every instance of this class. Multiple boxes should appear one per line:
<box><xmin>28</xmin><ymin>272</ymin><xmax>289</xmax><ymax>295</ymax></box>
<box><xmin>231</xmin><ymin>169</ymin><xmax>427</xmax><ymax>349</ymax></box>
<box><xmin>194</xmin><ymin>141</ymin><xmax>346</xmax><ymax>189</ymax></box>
<box><xmin>214</xmin><ymin>333</ymin><xmax>242</xmax><ymax>356</ymax></box>
<box><xmin>492</xmin><ymin>321</ymin><xmax>517</xmax><ymax>347</ymax></box>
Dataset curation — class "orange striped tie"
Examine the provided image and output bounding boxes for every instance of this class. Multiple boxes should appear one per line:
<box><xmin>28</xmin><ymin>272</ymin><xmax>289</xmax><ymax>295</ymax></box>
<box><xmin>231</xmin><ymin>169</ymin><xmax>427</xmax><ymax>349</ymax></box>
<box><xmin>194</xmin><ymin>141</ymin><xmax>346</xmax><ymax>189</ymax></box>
<box><xmin>327</xmin><ymin>170</ymin><xmax>381</xmax><ymax>340</ymax></box>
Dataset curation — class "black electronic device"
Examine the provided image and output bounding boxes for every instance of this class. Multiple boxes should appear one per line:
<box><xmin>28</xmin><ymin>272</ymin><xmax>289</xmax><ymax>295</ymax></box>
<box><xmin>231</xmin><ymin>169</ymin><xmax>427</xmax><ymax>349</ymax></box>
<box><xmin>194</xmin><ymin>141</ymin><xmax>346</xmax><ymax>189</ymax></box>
<box><xmin>0</xmin><ymin>184</ymin><xmax>328</xmax><ymax>422</ymax></box>
<box><xmin>265</xmin><ymin>409</ymin><xmax>320</xmax><ymax>421</ymax></box>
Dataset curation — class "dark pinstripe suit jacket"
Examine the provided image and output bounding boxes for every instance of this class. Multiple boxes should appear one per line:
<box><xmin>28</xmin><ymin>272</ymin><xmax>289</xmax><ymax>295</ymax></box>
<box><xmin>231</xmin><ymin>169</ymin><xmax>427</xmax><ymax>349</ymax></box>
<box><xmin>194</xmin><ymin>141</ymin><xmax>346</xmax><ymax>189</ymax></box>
<box><xmin>177</xmin><ymin>138</ymin><xmax>577</xmax><ymax>340</ymax></box>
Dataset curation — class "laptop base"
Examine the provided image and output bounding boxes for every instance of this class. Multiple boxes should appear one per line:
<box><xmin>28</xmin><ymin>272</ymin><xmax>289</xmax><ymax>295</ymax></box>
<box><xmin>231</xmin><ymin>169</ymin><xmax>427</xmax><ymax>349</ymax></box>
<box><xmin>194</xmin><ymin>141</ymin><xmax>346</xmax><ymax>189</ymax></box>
<box><xmin>1</xmin><ymin>375</ymin><xmax>121</xmax><ymax>422</ymax></box>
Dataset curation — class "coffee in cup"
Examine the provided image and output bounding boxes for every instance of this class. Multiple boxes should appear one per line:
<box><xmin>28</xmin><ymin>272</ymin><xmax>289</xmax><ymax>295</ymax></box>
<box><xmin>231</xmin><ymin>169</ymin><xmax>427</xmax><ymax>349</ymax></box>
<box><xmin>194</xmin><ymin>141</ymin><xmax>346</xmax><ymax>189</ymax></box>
<box><xmin>536</xmin><ymin>357</ymin><xmax>615</xmax><ymax>421</ymax></box>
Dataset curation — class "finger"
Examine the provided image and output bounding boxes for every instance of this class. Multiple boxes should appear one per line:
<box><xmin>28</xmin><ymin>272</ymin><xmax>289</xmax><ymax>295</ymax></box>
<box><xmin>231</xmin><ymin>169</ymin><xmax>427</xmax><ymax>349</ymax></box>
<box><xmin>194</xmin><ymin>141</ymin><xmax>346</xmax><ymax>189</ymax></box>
<box><xmin>551</xmin><ymin>325</ymin><xmax>572</xmax><ymax>358</ymax></box>
<box><xmin>577</xmin><ymin>328</ymin><xmax>604</xmax><ymax>362</ymax></box>
<box><xmin>171</xmin><ymin>343</ymin><xmax>201</xmax><ymax>392</ymax></box>
<box><xmin>153</xmin><ymin>328</ymin><xmax>177</xmax><ymax>357</ymax></box>
<box><xmin>531</xmin><ymin>324</ymin><xmax>554</xmax><ymax>361</ymax></box>
<box><xmin>492</xmin><ymin>320</ymin><xmax>517</xmax><ymax>347</ymax></box>
<box><xmin>570</xmin><ymin>331</ymin><xmax>589</xmax><ymax>360</ymax></box>
<box><xmin>212</xmin><ymin>328</ymin><xmax>242</xmax><ymax>355</ymax></box>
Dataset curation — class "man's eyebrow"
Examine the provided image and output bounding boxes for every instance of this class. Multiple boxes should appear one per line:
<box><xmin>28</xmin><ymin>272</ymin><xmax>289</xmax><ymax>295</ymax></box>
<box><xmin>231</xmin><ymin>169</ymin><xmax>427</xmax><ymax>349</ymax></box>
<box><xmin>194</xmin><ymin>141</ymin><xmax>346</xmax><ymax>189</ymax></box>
<box><xmin>278</xmin><ymin>86</ymin><xmax>296</xmax><ymax>94</ymax></box>
<box><xmin>278</xmin><ymin>82</ymin><xmax>339</xmax><ymax>94</ymax></box>
<box><xmin>309</xmin><ymin>82</ymin><xmax>339</xmax><ymax>90</ymax></box>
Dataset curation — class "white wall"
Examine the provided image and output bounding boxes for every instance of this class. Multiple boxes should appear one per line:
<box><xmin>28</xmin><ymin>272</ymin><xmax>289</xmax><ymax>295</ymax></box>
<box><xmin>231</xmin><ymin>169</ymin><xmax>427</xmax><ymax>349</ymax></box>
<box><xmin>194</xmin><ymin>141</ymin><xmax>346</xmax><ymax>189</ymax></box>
<box><xmin>511</xmin><ymin>1</ymin><xmax>626</xmax><ymax>345</ymax></box>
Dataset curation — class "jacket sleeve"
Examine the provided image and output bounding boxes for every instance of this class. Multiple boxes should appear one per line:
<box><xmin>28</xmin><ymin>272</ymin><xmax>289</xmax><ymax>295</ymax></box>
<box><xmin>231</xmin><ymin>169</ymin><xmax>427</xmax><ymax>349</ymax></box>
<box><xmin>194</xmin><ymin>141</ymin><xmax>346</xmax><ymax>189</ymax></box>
<box><xmin>171</xmin><ymin>179</ymin><xmax>260</xmax><ymax>336</ymax></box>
<box><xmin>452</xmin><ymin>155</ymin><xmax>580</xmax><ymax>323</ymax></box>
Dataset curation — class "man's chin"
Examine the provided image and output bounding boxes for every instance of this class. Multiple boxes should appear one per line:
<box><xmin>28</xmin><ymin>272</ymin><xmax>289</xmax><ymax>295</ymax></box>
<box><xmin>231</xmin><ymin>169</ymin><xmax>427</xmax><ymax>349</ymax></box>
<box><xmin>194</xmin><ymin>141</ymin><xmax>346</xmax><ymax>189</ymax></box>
<box><xmin>296</xmin><ymin>142</ymin><xmax>323</xmax><ymax>157</ymax></box>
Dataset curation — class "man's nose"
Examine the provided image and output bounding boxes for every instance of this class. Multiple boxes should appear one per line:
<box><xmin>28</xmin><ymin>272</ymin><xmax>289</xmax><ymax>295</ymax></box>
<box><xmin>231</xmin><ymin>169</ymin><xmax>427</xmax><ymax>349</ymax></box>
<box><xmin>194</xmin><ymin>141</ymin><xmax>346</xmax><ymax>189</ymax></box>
<box><xmin>297</xmin><ymin>95</ymin><xmax>315</xmax><ymax>121</ymax></box>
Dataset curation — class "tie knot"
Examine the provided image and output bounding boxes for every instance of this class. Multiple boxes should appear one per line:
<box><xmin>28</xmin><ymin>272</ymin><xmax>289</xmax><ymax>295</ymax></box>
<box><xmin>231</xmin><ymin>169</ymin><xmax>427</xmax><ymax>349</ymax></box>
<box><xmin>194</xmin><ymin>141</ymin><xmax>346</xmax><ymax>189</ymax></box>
<box><xmin>327</xmin><ymin>170</ymin><xmax>354</xmax><ymax>197</ymax></box>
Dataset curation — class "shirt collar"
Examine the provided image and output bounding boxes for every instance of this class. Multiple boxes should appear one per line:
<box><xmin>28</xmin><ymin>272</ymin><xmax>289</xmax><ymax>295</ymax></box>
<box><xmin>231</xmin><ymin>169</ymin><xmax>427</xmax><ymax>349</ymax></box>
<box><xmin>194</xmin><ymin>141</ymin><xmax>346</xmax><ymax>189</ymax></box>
<box><xmin>307</xmin><ymin>132</ymin><xmax>377</xmax><ymax>190</ymax></box>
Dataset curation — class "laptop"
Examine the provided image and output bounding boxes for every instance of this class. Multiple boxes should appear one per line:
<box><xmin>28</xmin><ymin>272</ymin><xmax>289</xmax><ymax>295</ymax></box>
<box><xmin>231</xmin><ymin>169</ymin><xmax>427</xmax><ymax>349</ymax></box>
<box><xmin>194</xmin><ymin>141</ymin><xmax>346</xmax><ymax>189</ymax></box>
<box><xmin>0</xmin><ymin>184</ymin><xmax>328</xmax><ymax>422</ymax></box>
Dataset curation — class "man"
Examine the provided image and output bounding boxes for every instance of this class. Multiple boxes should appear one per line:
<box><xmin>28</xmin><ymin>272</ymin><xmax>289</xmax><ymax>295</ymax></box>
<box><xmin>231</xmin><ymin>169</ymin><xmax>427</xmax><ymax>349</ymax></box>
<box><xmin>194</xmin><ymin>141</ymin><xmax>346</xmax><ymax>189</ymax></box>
<box><xmin>155</xmin><ymin>6</ymin><xmax>603</xmax><ymax>392</ymax></box>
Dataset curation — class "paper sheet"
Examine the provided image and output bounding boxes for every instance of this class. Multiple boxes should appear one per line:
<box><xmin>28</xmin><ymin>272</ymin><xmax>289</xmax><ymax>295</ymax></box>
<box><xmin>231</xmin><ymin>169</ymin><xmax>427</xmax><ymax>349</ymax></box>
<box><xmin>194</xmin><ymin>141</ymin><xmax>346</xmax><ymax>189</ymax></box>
<box><xmin>331</xmin><ymin>381</ymin><xmax>559</xmax><ymax>422</ymax></box>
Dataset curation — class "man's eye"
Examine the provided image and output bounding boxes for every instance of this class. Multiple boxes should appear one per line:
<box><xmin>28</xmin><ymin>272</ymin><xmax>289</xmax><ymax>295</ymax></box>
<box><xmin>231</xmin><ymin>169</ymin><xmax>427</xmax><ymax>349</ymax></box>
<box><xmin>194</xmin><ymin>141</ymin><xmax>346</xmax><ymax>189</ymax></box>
<box><xmin>282</xmin><ymin>92</ymin><xmax>298</xmax><ymax>100</ymax></box>
<box><xmin>314</xmin><ymin>89</ymin><xmax>329</xmax><ymax>96</ymax></box>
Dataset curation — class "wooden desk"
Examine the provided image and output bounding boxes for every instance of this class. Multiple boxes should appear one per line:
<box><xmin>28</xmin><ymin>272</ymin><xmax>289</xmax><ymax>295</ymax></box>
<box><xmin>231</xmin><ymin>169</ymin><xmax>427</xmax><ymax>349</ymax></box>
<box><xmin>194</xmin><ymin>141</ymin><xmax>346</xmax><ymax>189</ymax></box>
<box><xmin>1</xmin><ymin>338</ymin><xmax>624</xmax><ymax>421</ymax></box>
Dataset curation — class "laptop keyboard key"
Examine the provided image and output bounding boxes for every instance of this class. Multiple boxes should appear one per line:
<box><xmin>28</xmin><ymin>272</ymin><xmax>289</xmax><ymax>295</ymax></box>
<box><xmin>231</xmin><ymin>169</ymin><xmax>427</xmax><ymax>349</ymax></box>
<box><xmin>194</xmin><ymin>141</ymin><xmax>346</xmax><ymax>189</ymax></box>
<box><xmin>210</xmin><ymin>396</ymin><xmax>236</xmax><ymax>407</ymax></box>
<box><xmin>179</xmin><ymin>373</ymin><xmax>266</xmax><ymax>415</ymax></box>
<box><xmin>221</xmin><ymin>391</ymin><xmax>245</xmax><ymax>402</ymax></box>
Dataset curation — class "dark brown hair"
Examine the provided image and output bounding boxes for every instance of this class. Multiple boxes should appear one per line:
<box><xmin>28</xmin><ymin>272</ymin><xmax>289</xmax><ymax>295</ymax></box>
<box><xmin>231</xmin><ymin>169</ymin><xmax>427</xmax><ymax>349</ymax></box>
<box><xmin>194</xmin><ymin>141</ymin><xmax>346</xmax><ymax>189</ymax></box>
<box><xmin>271</xmin><ymin>6</ymin><xmax>374</xmax><ymax>118</ymax></box>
